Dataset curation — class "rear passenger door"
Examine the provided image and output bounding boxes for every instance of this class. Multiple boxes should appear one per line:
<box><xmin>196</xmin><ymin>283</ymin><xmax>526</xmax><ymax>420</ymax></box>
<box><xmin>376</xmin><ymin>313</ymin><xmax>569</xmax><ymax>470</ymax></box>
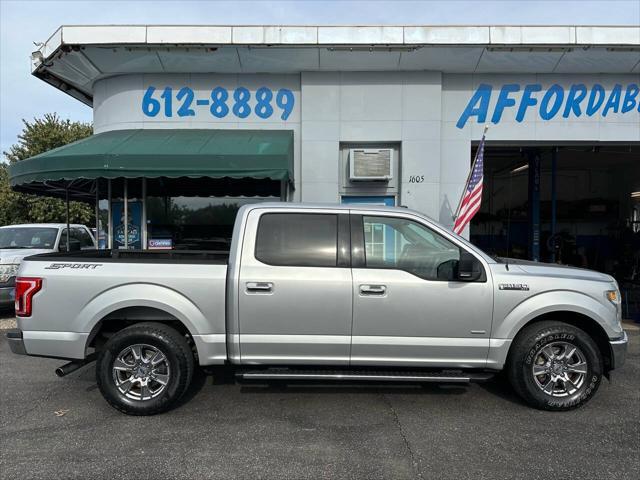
<box><xmin>238</xmin><ymin>209</ymin><xmax>352</xmax><ymax>365</ymax></box>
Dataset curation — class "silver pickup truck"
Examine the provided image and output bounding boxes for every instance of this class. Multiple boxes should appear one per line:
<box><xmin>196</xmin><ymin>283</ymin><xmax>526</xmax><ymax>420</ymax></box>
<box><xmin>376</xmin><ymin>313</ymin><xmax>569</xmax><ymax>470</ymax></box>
<box><xmin>7</xmin><ymin>203</ymin><xmax>628</xmax><ymax>415</ymax></box>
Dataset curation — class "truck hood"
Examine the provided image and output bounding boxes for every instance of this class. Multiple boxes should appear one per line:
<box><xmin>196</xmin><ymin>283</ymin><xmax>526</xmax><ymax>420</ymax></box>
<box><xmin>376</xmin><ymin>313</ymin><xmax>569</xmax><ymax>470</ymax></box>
<box><xmin>494</xmin><ymin>257</ymin><xmax>614</xmax><ymax>283</ymax></box>
<box><xmin>0</xmin><ymin>248</ymin><xmax>53</xmax><ymax>264</ymax></box>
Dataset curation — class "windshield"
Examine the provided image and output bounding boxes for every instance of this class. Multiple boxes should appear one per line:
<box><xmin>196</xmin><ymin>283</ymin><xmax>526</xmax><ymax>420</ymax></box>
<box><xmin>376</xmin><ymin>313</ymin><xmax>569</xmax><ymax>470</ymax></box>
<box><xmin>0</xmin><ymin>227</ymin><xmax>58</xmax><ymax>249</ymax></box>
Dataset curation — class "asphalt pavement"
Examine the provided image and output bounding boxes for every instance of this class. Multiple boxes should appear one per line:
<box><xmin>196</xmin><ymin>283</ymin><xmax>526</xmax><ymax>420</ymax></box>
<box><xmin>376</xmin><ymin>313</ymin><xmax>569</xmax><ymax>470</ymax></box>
<box><xmin>1</xmin><ymin>317</ymin><xmax>638</xmax><ymax>480</ymax></box>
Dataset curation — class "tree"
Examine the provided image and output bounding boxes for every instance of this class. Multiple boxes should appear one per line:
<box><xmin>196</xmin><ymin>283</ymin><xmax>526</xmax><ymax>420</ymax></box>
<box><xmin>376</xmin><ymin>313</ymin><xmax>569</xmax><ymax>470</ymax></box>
<box><xmin>1</xmin><ymin>114</ymin><xmax>94</xmax><ymax>225</ymax></box>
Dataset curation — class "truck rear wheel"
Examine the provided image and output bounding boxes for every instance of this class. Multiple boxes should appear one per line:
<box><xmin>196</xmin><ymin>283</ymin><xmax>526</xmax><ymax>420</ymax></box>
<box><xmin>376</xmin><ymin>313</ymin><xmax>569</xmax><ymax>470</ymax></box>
<box><xmin>96</xmin><ymin>322</ymin><xmax>194</xmax><ymax>415</ymax></box>
<box><xmin>507</xmin><ymin>320</ymin><xmax>602</xmax><ymax>411</ymax></box>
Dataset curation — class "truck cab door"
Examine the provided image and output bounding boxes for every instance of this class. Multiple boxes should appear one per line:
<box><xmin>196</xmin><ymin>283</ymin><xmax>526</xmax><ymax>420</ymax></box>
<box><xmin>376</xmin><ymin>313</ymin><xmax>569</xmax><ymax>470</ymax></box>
<box><xmin>349</xmin><ymin>213</ymin><xmax>493</xmax><ymax>368</ymax></box>
<box><xmin>237</xmin><ymin>209</ymin><xmax>352</xmax><ymax>365</ymax></box>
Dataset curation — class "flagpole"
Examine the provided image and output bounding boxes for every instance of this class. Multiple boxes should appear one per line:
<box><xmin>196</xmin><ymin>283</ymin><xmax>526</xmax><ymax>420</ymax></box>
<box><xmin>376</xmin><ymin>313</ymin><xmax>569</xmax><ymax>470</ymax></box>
<box><xmin>452</xmin><ymin>124</ymin><xmax>489</xmax><ymax>222</ymax></box>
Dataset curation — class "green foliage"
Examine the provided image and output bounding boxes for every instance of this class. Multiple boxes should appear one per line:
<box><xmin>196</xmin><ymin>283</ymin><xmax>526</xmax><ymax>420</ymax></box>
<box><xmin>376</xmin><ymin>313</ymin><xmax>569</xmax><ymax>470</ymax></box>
<box><xmin>1</xmin><ymin>114</ymin><xmax>94</xmax><ymax>226</ymax></box>
<box><xmin>4</xmin><ymin>113</ymin><xmax>93</xmax><ymax>164</ymax></box>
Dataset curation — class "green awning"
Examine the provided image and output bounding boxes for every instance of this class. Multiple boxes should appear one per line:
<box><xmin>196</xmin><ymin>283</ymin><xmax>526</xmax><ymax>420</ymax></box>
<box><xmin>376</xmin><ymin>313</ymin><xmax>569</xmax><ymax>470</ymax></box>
<box><xmin>9</xmin><ymin>129</ymin><xmax>294</xmax><ymax>188</ymax></box>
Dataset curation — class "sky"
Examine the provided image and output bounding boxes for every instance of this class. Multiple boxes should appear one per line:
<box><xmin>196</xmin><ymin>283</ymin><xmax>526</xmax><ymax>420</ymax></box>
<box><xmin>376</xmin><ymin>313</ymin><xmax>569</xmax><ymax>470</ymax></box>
<box><xmin>1</xmin><ymin>0</ymin><xmax>639</xmax><ymax>156</ymax></box>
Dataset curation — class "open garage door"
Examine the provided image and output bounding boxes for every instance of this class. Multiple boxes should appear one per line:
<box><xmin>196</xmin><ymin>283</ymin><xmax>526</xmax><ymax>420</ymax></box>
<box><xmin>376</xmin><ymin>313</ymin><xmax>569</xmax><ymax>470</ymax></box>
<box><xmin>470</xmin><ymin>144</ymin><xmax>640</xmax><ymax>318</ymax></box>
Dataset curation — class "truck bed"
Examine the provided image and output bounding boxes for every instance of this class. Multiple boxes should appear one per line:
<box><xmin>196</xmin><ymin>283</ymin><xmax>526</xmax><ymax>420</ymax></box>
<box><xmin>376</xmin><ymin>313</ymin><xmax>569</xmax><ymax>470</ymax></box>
<box><xmin>16</xmin><ymin>249</ymin><xmax>229</xmax><ymax>363</ymax></box>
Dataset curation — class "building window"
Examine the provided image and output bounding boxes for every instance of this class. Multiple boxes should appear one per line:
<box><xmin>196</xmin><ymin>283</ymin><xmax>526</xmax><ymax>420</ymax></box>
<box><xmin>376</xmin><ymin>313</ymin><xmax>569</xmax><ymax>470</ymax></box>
<box><xmin>145</xmin><ymin>196</ymin><xmax>277</xmax><ymax>250</ymax></box>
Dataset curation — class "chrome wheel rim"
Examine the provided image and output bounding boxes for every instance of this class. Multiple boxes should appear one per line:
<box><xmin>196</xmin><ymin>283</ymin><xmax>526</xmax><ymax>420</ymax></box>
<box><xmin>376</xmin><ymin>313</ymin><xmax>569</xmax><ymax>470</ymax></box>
<box><xmin>112</xmin><ymin>344</ymin><xmax>170</xmax><ymax>401</ymax></box>
<box><xmin>532</xmin><ymin>341</ymin><xmax>588</xmax><ymax>397</ymax></box>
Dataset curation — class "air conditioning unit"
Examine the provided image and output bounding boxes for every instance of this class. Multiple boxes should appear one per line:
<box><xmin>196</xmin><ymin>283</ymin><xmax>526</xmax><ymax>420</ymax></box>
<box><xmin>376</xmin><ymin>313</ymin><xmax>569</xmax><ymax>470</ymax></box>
<box><xmin>349</xmin><ymin>148</ymin><xmax>393</xmax><ymax>181</ymax></box>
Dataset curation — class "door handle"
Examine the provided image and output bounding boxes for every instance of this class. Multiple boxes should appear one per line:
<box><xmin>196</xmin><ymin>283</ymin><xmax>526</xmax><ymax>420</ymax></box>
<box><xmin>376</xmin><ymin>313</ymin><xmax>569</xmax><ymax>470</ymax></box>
<box><xmin>246</xmin><ymin>282</ymin><xmax>274</xmax><ymax>293</ymax></box>
<box><xmin>360</xmin><ymin>284</ymin><xmax>387</xmax><ymax>295</ymax></box>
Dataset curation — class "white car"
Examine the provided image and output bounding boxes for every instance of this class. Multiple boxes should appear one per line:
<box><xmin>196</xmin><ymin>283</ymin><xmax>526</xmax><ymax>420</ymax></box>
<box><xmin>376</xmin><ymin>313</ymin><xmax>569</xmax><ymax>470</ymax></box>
<box><xmin>0</xmin><ymin>224</ymin><xmax>96</xmax><ymax>308</ymax></box>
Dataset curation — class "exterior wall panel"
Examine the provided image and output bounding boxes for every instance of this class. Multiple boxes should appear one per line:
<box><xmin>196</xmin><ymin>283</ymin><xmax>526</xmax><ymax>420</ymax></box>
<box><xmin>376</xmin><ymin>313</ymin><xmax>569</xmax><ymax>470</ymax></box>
<box><xmin>92</xmin><ymin>70</ymin><xmax>639</xmax><ymax>228</ymax></box>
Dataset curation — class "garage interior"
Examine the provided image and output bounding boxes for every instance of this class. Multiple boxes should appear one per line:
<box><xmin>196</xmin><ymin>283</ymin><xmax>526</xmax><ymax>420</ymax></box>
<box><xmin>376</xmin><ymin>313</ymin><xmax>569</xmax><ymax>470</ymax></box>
<box><xmin>470</xmin><ymin>144</ymin><xmax>640</xmax><ymax>318</ymax></box>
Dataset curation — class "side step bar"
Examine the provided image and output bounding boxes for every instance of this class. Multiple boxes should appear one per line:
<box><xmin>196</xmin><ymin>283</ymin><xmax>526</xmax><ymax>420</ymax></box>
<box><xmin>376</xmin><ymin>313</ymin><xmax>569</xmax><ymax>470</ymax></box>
<box><xmin>237</xmin><ymin>369</ymin><xmax>494</xmax><ymax>383</ymax></box>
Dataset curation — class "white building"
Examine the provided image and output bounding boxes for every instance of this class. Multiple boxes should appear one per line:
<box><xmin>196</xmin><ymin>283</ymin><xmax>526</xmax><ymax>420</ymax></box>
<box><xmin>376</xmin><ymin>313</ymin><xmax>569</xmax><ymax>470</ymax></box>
<box><xmin>9</xmin><ymin>25</ymin><xmax>640</xmax><ymax>273</ymax></box>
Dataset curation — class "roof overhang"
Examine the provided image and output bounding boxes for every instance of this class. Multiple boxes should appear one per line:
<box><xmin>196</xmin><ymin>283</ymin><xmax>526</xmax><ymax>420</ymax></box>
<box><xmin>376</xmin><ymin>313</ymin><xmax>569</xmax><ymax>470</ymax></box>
<box><xmin>31</xmin><ymin>25</ymin><xmax>640</xmax><ymax>107</ymax></box>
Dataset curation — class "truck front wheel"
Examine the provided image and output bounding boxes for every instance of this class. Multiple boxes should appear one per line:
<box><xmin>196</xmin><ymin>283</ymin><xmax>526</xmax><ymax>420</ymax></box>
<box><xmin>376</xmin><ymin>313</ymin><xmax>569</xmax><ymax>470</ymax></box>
<box><xmin>507</xmin><ymin>320</ymin><xmax>603</xmax><ymax>411</ymax></box>
<box><xmin>96</xmin><ymin>322</ymin><xmax>194</xmax><ymax>415</ymax></box>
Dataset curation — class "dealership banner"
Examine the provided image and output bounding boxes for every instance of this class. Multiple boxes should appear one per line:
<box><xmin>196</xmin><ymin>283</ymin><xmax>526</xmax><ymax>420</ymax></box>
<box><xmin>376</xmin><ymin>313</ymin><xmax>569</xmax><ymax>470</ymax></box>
<box><xmin>112</xmin><ymin>201</ymin><xmax>143</xmax><ymax>250</ymax></box>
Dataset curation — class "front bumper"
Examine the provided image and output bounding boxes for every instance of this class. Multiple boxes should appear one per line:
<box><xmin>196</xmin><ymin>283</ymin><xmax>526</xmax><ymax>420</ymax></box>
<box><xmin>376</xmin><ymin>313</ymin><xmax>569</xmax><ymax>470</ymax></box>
<box><xmin>6</xmin><ymin>329</ymin><xmax>26</xmax><ymax>355</ymax></box>
<box><xmin>609</xmin><ymin>331</ymin><xmax>628</xmax><ymax>370</ymax></box>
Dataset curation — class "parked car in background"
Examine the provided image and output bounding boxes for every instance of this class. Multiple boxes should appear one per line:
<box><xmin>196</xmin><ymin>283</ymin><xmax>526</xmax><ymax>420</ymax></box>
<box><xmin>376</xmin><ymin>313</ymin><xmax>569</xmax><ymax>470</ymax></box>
<box><xmin>0</xmin><ymin>224</ymin><xmax>96</xmax><ymax>308</ymax></box>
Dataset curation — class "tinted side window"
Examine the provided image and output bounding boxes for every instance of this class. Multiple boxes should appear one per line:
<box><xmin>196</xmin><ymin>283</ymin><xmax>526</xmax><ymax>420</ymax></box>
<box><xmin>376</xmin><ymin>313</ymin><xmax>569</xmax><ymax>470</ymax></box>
<box><xmin>74</xmin><ymin>228</ymin><xmax>94</xmax><ymax>248</ymax></box>
<box><xmin>60</xmin><ymin>229</ymin><xmax>81</xmax><ymax>251</ymax></box>
<box><xmin>362</xmin><ymin>216</ymin><xmax>461</xmax><ymax>280</ymax></box>
<box><xmin>255</xmin><ymin>213</ymin><xmax>338</xmax><ymax>267</ymax></box>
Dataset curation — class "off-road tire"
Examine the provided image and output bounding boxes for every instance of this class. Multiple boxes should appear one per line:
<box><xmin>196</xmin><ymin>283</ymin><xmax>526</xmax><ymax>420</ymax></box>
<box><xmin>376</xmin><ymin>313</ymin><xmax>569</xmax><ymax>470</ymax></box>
<box><xmin>507</xmin><ymin>320</ymin><xmax>602</xmax><ymax>411</ymax></box>
<box><xmin>96</xmin><ymin>322</ymin><xmax>194</xmax><ymax>415</ymax></box>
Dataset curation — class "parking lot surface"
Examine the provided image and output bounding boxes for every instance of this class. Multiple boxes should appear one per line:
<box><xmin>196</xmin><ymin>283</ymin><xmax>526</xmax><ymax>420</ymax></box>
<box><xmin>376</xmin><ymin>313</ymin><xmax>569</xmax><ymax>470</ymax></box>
<box><xmin>1</xmin><ymin>316</ymin><xmax>638</xmax><ymax>480</ymax></box>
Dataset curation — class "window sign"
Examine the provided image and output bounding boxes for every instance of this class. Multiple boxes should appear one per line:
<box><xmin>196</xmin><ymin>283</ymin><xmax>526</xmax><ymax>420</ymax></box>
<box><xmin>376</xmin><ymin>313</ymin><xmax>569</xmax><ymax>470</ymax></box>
<box><xmin>148</xmin><ymin>238</ymin><xmax>173</xmax><ymax>250</ymax></box>
<box><xmin>112</xmin><ymin>201</ymin><xmax>142</xmax><ymax>249</ymax></box>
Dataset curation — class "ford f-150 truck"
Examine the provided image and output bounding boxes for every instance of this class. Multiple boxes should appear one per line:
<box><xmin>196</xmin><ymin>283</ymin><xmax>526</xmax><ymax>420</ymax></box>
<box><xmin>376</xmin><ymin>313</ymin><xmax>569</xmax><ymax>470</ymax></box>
<box><xmin>6</xmin><ymin>203</ymin><xmax>628</xmax><ymax>415</ymax></box>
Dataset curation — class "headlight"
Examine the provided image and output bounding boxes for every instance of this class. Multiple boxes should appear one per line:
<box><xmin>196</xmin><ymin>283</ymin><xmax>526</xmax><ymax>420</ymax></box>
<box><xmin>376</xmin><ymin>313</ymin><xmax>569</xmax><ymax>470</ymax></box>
<box><xmin>605</xmin><ymin>289</ymin><xmax>621</xmax><ymax>308</ymax></box>
<box><xmin>0</xmin><ymin>264</ymin><xmax>19</xmax><ymax>283</ymax></box>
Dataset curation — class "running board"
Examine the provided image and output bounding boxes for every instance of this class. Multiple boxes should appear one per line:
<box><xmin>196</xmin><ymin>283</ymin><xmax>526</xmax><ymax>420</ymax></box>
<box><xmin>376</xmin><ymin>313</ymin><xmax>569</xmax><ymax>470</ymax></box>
<box><xmin>236</xmin><ymin>369</ymin><xmax>494</xmax><ymax>383</ymax></box>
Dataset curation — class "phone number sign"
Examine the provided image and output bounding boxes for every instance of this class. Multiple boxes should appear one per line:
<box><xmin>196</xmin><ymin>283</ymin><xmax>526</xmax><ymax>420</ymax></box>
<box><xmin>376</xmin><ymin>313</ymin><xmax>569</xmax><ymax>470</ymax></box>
<box><xmin>141</xmin><ymin>86</ymin><xmax>295</xmax><ymax>121</ymax></box>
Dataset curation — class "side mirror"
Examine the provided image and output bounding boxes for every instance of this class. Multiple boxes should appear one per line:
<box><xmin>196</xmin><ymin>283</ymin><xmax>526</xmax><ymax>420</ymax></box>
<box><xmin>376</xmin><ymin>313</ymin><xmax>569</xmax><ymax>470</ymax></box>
<box><xmin>457</xmin><ymin>250</ymin><xmax>483</xmax><ymax>281</ymax></box>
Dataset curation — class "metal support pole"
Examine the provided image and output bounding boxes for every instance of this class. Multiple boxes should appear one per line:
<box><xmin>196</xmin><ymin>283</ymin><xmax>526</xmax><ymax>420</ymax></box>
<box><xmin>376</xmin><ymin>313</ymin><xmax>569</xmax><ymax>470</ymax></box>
<box><xmin>107</xmin><ymin>179</ymin><xmax>112</xmax><ymax>250</ymax></box>
<box><xmin>527</xmin><ymin>150</ymin><xmax>541</xmax><ymax>262</ymax></box>
<box><xmin>141</xmin><ymin>178</ymin><xmax>147</xmax><ymax>250</ymax></box>
<box><xmin>551</xmin><ymin>148</ymin><xmax>558</xmax><ymax>263</ymax></box>
<box><xmin>124</xmin><ymin>179</ymin><xmax>129</xmax><ymax>250</ymax></box>
<box><xmin>65</xmin><ymin>186</ymin><xmax>70</xmax><ymax>251</ymax></box>
<box><xmin>95</xmin><ymin>181</ymin><xmax>100</xmax><ymax>249</ymax></box>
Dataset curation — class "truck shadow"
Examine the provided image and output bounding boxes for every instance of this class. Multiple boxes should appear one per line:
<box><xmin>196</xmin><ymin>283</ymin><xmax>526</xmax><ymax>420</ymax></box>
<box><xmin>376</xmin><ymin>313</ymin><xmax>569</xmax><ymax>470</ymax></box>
<box><xmin>236</xmin><ymin>377</ymin><xmax>529</xmax><ymax>407</ymax></box>
<box><xmin>476</xmin><ymin>376</ymin><xmax>528</xmax><ymax>407</ymax></box>
<box><xmin>73</xmin><ymin>364</ymin><xmax>526</xmax><ymax>407</ymax></box>
<box><xmin>173</xmin><ymin>366</ymin><xmax>209</xmax><ymax>408</ymax></box>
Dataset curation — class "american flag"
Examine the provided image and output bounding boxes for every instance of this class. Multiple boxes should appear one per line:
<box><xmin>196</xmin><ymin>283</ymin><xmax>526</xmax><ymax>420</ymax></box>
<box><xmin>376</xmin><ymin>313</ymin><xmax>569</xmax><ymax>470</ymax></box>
<box><xmin>453</xmin><ymin>134</ymin><xmax>485</xmax><ymax>235</ymax></box>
